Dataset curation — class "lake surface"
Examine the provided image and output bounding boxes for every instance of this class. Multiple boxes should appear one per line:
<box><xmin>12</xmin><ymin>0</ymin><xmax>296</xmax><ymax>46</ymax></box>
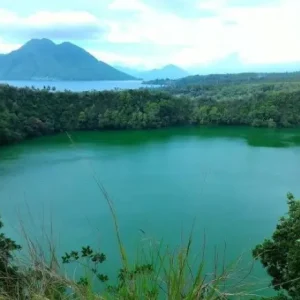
<box><xmin>1</xmin><ymin>127</ymin><xmax>300</xmax><ymax>295</ymax></box>
<box><xmin>0</xmin><ymin>80</ymin><xmax>151</xmax><ymax>91</ymax></box>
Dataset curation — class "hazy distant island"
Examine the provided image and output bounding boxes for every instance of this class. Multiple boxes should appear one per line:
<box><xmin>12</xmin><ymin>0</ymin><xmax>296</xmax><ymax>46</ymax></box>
<box><xmin>114</xmin><ymin>64</ymin><xmax>189</xmax><ymax>81</ymax></box>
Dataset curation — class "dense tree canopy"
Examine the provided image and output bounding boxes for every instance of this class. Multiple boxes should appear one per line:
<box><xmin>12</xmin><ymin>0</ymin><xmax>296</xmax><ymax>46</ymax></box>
<box><xmin>1</xmin><ymin>83</ymin><xmax>300</xmax><ymax>146</ymax></box>
<box><xmin>165</xmin><ymin>82</ymin><xmax>300</xmax><ymax>102</ymax></box>
<box><xmin>145</xmin><ymin>72</ymin><xmax>300</xmax><ymax>86</ymax></box>
<box><xmin>0</xmin><ymin>85</ymin><xmax>193</xmax><ymax>145</ymax></box>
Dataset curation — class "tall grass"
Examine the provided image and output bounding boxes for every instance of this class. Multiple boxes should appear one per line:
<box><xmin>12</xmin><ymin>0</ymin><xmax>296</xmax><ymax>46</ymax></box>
<box><xmin>1</xmin><ymin>223</ymin><xmax>261</xmax><ymax>299</ymax></box>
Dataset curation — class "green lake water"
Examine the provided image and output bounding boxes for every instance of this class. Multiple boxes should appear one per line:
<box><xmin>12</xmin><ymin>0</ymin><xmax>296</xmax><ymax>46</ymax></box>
<box><xmin>1</xmin><ymin>127</ymin><xmax>300</xmax><ymax>295</ymax></box>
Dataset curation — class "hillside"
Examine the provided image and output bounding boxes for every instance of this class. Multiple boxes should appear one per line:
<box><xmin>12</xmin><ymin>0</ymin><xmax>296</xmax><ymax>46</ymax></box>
<box><xmin>145</xmin><ymin>71</ymin><xmax>300</xmax><ymax>87</ymax></box>
<box><xmin>114</xmin><ymin>64</ymin><xmax>189</xmax><ymax>80</ymax></box>
<box><xmin>139</xmin><ymin>64</ymin><xmax>188</xmax><ymax>80</ymax></box>
<box><xmin>189</xmin><ymin>53</ymin><xmax>300</xmax><ymax>75</ymax></box>
<box><xmin>0</xmin><ymin>39</ymin><xmax>136</xmax><ymax>81</ymax></box>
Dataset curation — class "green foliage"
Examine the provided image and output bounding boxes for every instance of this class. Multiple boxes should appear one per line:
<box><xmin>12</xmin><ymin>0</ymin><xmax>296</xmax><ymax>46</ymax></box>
<box><xmin>165</xmin><ymin>81</ymin><xmax>300</xmax><ymax>102</ymax></box>
<box><xmin>253</xmin><ymin>193</ymin><xmax>300</xmax><ymax>299</ymax></box>
<box><xmin>1</xmin><ymin>83</ymin><xmax>300</xmax><ymax>146</ymax></box>
<box><xmin>146</xmin><ymin>72</ymin><xmax>300</xmax><ymax>86</ymax></box>
<box><xmin>258</xmin><ymin>295</ymin><xmax>289</xmax><ymax>300</ymax></box>
<box><xmin>0</xmin><ymin>216</ymin><xmax>22</xmax><ymax>298</ymax></box>
<box><xmin>0</xmin><ymin>216</ymin><xmax>66</xmax><ymax>299</ymax></box>
<box><xmin>0</xmin><ymin>86</ymin><xmax>193</xmax><ymax>145</ymax></box>
<box><xmin>62</xmin><ymin>245</ymin><xmax>108</xmax><ymax>285</ymax></box>
<box><xmin>61</xmin><ymin>245</ymin><xmax>159</xmax><ymax>298</ymax></box>
<box><xmin>0</xmin><ymin>213</ymin><xmax>266</xmax><ymax>299</ymax></box>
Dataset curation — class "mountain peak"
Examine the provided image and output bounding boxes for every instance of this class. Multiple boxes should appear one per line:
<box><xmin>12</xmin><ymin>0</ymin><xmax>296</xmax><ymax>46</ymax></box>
<box><xmin>162</xmin><ymin>64</ymin><xmax>185</xmax><ymax>71</ymax></box>
<box><xmin>0</xmin><ymin>38</ymin><xmax>136</xmax><ymax>81</ymax></box>
<box><xmin>24</xmin><ymin>38</ymin><xmax>56</xmax><ymax>47</ymax></box>
<box><xmin>57</xmin><ymin>41</ymin><xmax>88</xmax><ymax>53</ymax></box>
<box><xmin>139</xmin><ymin>64</ymin><xmax>189</xmax><ymax>80</ymax></box>
<box><xmin>58</xmin><ymin>41</ymin><xmax>76</xmax><ymax>48</ymax></box>
<box><xmin>20</xmin><ymin>38</ymin><xmax>56</xmax><ymax>53</ymax></box>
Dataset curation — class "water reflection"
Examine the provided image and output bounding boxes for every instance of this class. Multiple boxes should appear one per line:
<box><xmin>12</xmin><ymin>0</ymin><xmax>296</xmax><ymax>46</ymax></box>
<box><xmin>1</xmin><ymin>127</ymin><xmax>300</xmax><ymax>161</ymax></box>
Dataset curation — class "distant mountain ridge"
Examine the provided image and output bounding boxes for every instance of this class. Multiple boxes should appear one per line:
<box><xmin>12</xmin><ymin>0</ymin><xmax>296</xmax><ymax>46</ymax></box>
<box><xmin>114</xmin><ymin>64</ymin><xmax>189</xmax><ymax>80</ymax></box>
<box><xmin>189</xmin><ymin>53</ymin><xmax>300</xmax><ymax>75</ymax></box>
<box><xmin>140</xmin><ymin>64</ymin><xmax>189</xmax><ymax>80</ymax></box>
<box><xmin>0</xmin><ymin>39</ymin><xmax>135</xmax><ymax>81</ymax></box>
<box><xmin>144</xmin><ymin>71</ymin><xmax>300</xmax><ymax>87</ymax></box>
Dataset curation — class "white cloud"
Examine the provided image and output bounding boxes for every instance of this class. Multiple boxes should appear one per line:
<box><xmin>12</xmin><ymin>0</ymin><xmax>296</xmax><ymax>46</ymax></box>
<box><xmin>104</xmin><ymin>0</ymin><xmax>236</xmax><ymax>66</ymax></box>
<box><xmin>223</xmin><ymin>0</ymin><xmax>300</xmax><ymax>64</ymax></box>
<box><xmin>90</xmin><ymin>49</ymin><xmax>167</xmax><ymax>68</ymax></box>
<box><xmin>108</xmin><ymin>0</ymin><xmax>149</xmax><ymax>12</ymax></box>
<box><xmin>0</xmin><ymin>9</ymin><xmax>104</xmax><ymax>41</ymax></box>
<box><xmin>90</xmin><ymin>50</ymin><xmax>144</xmax><ymax>66</ymax></box>
<box><xmin>103</xmin><ymin>0</ymin><xmax>300</xmax><ymax>67</ymax></box>
<box><xmin>0</xmin><ymin>9</ymin><xmax>18</xmax><ymax>23</ymax></box>
<box><xmin>1</xmin><ymin>0</ymin><xmax>300</xmax><ymax>68</ymax></box>
<box><xmin>25</xmin><ymin>11</ymin><xmax>99</xmax><ymax>26</ymax></box>
<box><xmin>0</xmin><ymin>9</ymin><xmax>99</xmax><ymax>27</ymax></box>
<box><xmin>0</xmin><ymin>38</ymin><xmax>20</xmax><ymax>53</ymax></box>
<box><xmin>106</xmin><ymin>2</ymin><xmax>231</xmax><ymax>48</ymax></box>
<box><xmin>197</xmin><ymin>0</ymin><xmax>228</xmax><ymax>11</ymax></box>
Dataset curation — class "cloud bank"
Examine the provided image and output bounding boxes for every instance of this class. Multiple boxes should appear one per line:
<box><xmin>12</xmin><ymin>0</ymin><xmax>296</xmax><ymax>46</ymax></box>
<box><xmin>0</xmin><ymin>0</ymin><xmax>300</xmax><ymax>69</ymax></box>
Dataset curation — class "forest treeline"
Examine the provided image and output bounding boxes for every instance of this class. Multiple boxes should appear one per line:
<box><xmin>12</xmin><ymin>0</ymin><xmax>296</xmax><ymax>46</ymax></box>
<box><xmin>145</xmin><ymin>71</ymin><xmax>300</xmax><ymax>86</ymax></box>
<box><xmin>1</xmin><ymin>83</ymin><xmax>300</xmax><ymax>146</ymax></box>
<box><xmin>166</xmin><ymin>81</ymin><xmax>300</xmax><ymax>101</ymax></box>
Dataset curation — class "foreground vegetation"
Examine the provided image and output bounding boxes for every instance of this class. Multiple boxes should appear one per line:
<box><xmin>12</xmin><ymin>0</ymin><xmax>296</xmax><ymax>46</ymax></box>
<box><xmin>1</xmin><ymin>82</ymin><xmax>300</xmax><ymax>146</ymax></box>
<box><xmin>1</xmin><ymin>193</ymin><xmax>300</xmax><ymax>299</ymax></box>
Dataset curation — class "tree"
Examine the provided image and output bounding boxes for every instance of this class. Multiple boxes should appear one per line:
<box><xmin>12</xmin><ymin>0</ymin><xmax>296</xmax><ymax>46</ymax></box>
<box><xmin>267</xmin><ymin>118</ymin><xmax>277</xmax><ymax>128</ymax></box>
<box><xmin>78</xmin><ymin>111</ymin><xmax>87</xmax><ymax>128</ymax></box>
<box><xmin>253</xmin><ymin>193</ymin><xmax>300</xmax><ymax>299</ymax></box>
<box><xmin>0</xmin><ymin>216</ymin><xmax>22</xmax><ymax>297</ymax></box>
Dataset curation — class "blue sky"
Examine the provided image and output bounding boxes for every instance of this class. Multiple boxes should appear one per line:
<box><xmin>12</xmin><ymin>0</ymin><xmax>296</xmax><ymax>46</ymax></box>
<box><xmin>0</xmin><ymin>0</ymin><xmax>299</xmax><ymax>70</ymax></box>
